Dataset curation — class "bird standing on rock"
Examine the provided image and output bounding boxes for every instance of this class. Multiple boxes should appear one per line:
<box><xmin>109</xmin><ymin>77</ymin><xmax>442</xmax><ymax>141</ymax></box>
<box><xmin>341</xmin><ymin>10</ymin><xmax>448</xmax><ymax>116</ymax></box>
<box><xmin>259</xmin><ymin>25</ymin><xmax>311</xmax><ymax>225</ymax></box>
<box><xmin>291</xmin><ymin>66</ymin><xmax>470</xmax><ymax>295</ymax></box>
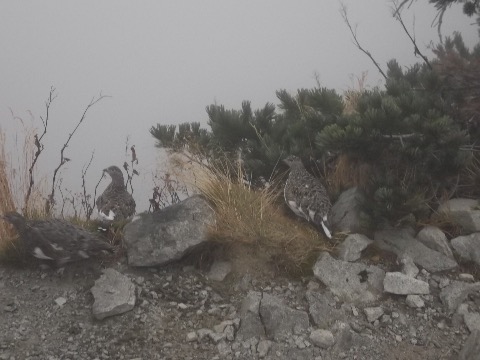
<box><xmin>283</xmin><ymin>155</ymin><xmax>333</xmax><ymax>238</ymax></box>
<box><xmin>1</xmin><ymin>212</ymin><xmax>114</xmax><ymax>266</ymax></box>
<box><xmin>96</xmin><ymin>165</ymin><xmax>136</xmax><ymax>222</ymax></box>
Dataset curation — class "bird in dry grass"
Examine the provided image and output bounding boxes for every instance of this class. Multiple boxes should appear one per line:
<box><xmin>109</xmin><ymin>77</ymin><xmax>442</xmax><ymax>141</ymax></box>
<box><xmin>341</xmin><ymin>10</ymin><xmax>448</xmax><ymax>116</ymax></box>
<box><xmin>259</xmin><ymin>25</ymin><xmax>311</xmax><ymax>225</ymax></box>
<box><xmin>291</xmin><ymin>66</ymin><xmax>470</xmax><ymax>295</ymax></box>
<box><xmin>1</xmin><ymin>212</ymin><xmax>114</xmax><ymax>267</ymax></box>
<box><xmin>96</xmin><ymin>165</ymin><xmax>136</xmax><ymax>222</ymax></box>
<box><xmin>283</xmin><ymin>155</ymin><xmax>333</xmax><ymax>238</ymax></box>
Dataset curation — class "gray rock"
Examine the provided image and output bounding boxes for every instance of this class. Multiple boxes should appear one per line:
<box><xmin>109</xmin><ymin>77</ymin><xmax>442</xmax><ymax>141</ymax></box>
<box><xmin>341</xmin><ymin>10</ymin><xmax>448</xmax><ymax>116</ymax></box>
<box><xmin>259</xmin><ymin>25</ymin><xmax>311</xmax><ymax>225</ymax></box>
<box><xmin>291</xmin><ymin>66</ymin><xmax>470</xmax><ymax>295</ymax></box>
<box><xmin>313</xmin><ymin>252</ymin><xmax>385</xmax><ymax>303</ymax></box>
<box><xmin>399</xmin><ymin>255</ymin><xmax>419</xmax><ymax>278</ymax></box>
<box><xmin>337</xmin><ymin>234</ymin><xmax>373</xmax><ymax>262</ymax></box>
<box><xmin>452</xmin><ymin>233</ymin><xmax>480</xmax><ymax>266</ymax></box>
<box><xmin>459</xmin><ymin>273</ymin><xmax>475</xmax><ymax>282</ymax></box>
<box><xmin>405</xmin><ymin>295</ymin><xmax>425</xmax><ymax>308</ymax></box>
<box><xmin>259</xmin><ymin>293</ymin><xmax>309</xmax><ymax>341</ymax></box>
<box><xmin>416</xmin><ymin>226</ymin><xmax>454</xmax><ymax>259</ymax></box>
<box><xmin>459</xmin><ymin>330</ymin><xmax>480</xmax><ymax>360</ymax></box>
<box><xmin>257</xmin><ymin>340</ymin><xmax>272</xmax><ymax>358</ymax></box>
<box><xmin>237</xmin><ymin>291</ymin><xmax>265</xmax><ymax>341</ymax></box>
<box><xmin>437</xmin><ymin>198</ymin><xmax>480</xmax><ymax>233</ymax></box>
<box><xmin>329</xmin><ymin>187</ymin><xmax>368</xmax><ymax>234</ymax></box>
<box><xmin>186</xmin><ymin>331</ymin><xmax>198</xmax><ymax>342</ymax></box>
<box><xmin>123</xmin><ymin>195</ymin><xmax>215</xmax><ymax>266</ymax></box>
<box><xmin>208</xmin><ymin>261</ymin><xmax>232</xmax><ymax>282</ymax></box>
<box><xmin>91</xmin><ymin>268</ymin><xmax>136</xmax><ymax>320</ymax></box>
<box><xmin>306</xmin><ymin>289</ymin><xmax>346</xmax><ymax>328</ymax></box>
<box><xmin>439</xmin><ymin>281</ymin><xmax>480</xmax><ymax>313</ymax></box>
<box><xmin>363</xmin><ymin>306</ymin><xmax>384</xmax><ymax>322</ymax></box>
<box><xmin>309</xmin><ymin>329</ymin><xmax>335</xmax><ymax>349</ymax></box>
<box><xmin>383</xmin><ymin>272</ymin><xmax>429</xmax><ymax>295</ymax></box>
<box><xmin>458</xmin><ymin>305</ymin><xmax>480</xmax><ymax>333</ymax></box>
<box><xmin>374</xmin><ymin>228</ymin><xmax>457</xmax><ymax>272</ymax></box>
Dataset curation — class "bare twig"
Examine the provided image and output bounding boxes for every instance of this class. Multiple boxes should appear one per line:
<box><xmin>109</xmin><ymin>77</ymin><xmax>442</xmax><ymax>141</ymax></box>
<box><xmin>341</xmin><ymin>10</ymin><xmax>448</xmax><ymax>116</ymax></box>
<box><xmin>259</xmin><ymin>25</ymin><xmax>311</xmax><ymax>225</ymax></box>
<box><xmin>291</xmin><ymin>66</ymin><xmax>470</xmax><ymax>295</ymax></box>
<box><xmin>46</xmin><ymin>92</ymin><xmax>110</xmax><ymax>214</ymax></box>
<box><xmin>340</xmin><ymin>4</ymin><xmax>387</xmax><ymax>81</ymax></box>
<box><xmin>81</xmin><ymin>151</ymin><xmax>95</xmax><ymax>220</ymax></box>
<box><xmin>123</xmin><ymin>137</ymin><xmax>139</xmax><ymax>194</ymax></box>
<box><xmin>392</xmin><ymin>1</ymin><xmax>432</xmax><ymax>70</ymax></box>
<box><xmin>23</xmin><ymin>86</ymin><xmax>56</xmax><ymax>214</ymax></box>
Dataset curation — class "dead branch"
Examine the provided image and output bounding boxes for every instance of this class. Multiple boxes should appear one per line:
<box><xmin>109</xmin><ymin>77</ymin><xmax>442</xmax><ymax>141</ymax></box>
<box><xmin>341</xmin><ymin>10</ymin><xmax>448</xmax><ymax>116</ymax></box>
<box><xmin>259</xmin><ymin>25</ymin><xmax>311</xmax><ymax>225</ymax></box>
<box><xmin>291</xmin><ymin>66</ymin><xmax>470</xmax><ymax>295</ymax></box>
<box><xmin>81</xmin><ymin>150</ymin><xmax>95</xmax><ymax>220</ymax></box>
<box><xmin>340</xmin><ymin>4</ymin><xmax>387</xmax><ymax>81</ymax></box>
<box><xmin>23</xmin><ymin>86</ymin><xmax>56</xmax><ymax>214</ymax></box>
<box><xmin>392</xmin><ymin>1</ymin><xmax>433</xmax><ymax>70</ymax></box>
<box><xmin>46</xmin><ymin>92</ymin><xmax>110</xmax><ymax>214</ymax></box>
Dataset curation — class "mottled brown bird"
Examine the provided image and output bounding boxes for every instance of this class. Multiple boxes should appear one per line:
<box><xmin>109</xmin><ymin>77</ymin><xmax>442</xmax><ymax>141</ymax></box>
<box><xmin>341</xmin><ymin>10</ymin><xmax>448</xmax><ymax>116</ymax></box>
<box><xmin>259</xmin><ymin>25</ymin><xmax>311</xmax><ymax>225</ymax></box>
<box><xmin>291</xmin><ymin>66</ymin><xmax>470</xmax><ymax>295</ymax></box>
<box><xmin>283</xmin><ymin>155</ymin><xmax>332</xmax><ymax>238</ymax></box>
<box><xmin>1</xmin><ymin>212</ymin><xmax>114</xmax><ymax>266</ymax></box>
<box><xmin>96</xmin><ymin>165</ymin><xmax>136</xmax><ymax>221</ymax></box>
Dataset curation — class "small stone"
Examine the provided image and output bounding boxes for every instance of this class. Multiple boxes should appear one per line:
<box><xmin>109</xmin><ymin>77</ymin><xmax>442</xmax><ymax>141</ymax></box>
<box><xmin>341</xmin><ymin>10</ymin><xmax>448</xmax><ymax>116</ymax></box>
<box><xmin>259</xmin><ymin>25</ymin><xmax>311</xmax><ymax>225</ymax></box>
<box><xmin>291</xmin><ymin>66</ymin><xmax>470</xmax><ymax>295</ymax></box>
<box><xmin>186</xmin><ymin>331</ymin><xmax>198</xmax><ymax>342</ymax></box>
<box><xmin>395</xmin><ymin>335</ymin><xmax>402</xmax><ymax>342</ymax></box>
<box><xmin>207</xmin><ymin>261</ymin><xmax>232</xmax><ymax>282</ymax></box>
<box><xmin>459</xmin><ymin>273</ymin><xmax>475</xmax><ymax>282</ymax></box>
<box><xmin>364</xmin><ymin>307</ymin><xmax>384</xmax><ymax>323</ymax></box>
<box><xmin>309</xmin><ymin>329</ymin><xmax>335</xmax><ymax>349</ymax></box>
<box><xmin>55</xmin><ymin>297</ymin><xmax>67</xmax><ymax>307</ymax></box>
<box><xmin>406</xmin><ymin>295</ymin><xmax>425</xmax><ymax>308</ymax></box>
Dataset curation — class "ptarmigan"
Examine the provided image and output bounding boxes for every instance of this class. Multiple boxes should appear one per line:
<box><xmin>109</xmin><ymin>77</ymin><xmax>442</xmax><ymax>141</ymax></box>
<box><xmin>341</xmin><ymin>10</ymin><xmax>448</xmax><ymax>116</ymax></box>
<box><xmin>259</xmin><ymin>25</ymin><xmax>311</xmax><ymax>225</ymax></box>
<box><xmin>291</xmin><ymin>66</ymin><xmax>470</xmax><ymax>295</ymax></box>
<box><xmin>96</xmin><ymin>165</ymin><xmax>136</xmax><ymax>222</ymax></box>
<box><xmin>1</xmin><ymin>212</ymin><xmax>114</xmax><ymax>266</ymax></box>
<box><xmin>283</xmin><ymin>155</ymin><xmax>333</xmax><ymax>238</ymax></box>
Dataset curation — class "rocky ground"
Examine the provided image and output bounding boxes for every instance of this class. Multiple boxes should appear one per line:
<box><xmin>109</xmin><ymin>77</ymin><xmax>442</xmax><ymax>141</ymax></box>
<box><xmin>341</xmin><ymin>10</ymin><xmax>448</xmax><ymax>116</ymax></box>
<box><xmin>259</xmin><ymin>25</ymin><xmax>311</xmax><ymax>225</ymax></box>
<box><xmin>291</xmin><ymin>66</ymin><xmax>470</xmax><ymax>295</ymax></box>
<box><xmin>0</xmin><ymin>247</ymin><xmax>478</xmax><ymax>360</ymax></box>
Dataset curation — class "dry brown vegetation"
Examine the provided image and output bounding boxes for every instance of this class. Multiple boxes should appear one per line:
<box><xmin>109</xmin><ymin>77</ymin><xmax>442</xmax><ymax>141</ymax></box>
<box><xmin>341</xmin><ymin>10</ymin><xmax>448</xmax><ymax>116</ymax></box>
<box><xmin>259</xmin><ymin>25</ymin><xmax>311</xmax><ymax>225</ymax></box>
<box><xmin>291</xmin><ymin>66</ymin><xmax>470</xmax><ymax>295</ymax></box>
<box><xmin>170</xmin><ymin>153</ymin><xmax>332</xmax><ymax>274</ymax></box>
<box><xmin>0</xmin><ymin>124</ymin><xmax>49</xmax><ymax>258</ymax></box>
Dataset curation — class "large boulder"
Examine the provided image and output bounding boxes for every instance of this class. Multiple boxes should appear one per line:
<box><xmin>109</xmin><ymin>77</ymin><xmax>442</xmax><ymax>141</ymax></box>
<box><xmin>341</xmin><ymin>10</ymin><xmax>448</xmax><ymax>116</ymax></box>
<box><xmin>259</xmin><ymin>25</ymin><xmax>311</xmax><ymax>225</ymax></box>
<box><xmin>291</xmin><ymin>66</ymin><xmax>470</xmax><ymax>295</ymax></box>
<box><xmin>123</xmin><ymin>195</ymin><xmax>215</xmax><ymax>266</ymax></box>
<box><xmin>416</xmin><ymin>225</ymin><xmax>454</xmax><ymax>259</ymax></box>
<box><xmin>437</xmin><ymin>198</ymin><xmax>480</xmax><ymax>233</ymax></box>
<box><xmin>374</xmin><ymin>228</ymin><xmax>457</xmax><ymax>273</ymax></box>
<box><xmin>451</xmin><ymin>233</ymin><xmax>480</xmax><ymax>266</ymax></box>
<box><xmin>329</xmin><ymin>187</ymin><xmax>368</xmax><ymax>234</ymax></box>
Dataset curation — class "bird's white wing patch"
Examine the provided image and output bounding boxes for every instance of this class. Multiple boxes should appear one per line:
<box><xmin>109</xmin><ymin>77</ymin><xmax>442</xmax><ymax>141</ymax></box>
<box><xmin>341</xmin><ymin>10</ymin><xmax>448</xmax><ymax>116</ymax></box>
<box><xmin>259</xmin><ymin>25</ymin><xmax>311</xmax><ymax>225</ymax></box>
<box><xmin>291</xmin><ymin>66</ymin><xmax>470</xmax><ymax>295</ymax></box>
<box><xmin>33</xmin><ymin>247</ymin><xmax>54</xmax><ymax>260</ymax></box>
<box><xmin>321</xmin><ymin>221</ymin><xmax>332</xmax><ymax>239</ymax></box>
<box><xmin>77</xmin><ymin>250</ymin><xmax>89</xmax><ymax>259</ymax></box>
<box><xmin>50</xmin><ymin>243</ymin><xmax>64</xmax><ymax>251</ymax></box>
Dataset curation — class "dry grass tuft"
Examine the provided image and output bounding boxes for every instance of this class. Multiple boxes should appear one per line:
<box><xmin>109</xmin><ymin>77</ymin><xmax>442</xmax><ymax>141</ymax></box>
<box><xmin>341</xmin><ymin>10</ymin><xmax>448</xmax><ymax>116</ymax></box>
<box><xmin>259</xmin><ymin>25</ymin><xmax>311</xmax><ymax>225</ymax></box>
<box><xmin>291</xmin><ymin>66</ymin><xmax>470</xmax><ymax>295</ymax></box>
<box><xmin>0</xmin><ymin>125</ymin><xmax>48</xmax><ymax>260</ymax></box>
<box><xmin>327</xmin><ymin>154</ymin><xmax>372</xmax><ymax>195</ymax></box>
<box><xmin>172</xmin><ymin>154</ymin><xmax>331</xmax><ymax>275</ymax></box>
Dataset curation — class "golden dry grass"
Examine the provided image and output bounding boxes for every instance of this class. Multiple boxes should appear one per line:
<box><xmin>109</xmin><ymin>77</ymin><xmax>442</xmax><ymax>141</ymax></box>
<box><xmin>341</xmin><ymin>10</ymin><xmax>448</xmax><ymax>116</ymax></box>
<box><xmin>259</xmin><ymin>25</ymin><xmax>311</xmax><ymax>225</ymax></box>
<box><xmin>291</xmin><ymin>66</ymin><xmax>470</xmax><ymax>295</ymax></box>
<box><xmin>0</xmin><ymin>125</ymin><xmax>48</xmax><ymax>258</ymax></box>
<box><xmin>171</xmin><ymin>153</ymin><xmax>332</xmax><ymax>274</ymax></box>
<box><xmin>327</xmin><ymin>154</ymin><xmax>373</xmax><ymax>195</ymax></box>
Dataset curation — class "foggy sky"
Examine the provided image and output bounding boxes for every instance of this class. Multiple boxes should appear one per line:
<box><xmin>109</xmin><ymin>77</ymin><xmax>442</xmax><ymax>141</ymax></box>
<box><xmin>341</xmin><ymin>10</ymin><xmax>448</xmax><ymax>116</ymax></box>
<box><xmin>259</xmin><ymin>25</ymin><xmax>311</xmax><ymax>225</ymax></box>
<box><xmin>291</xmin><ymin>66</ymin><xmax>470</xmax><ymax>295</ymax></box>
<box><xmin>1</xmin><ymin>1</ymin><xmax>478</xmax><ymax>213</ymax></box>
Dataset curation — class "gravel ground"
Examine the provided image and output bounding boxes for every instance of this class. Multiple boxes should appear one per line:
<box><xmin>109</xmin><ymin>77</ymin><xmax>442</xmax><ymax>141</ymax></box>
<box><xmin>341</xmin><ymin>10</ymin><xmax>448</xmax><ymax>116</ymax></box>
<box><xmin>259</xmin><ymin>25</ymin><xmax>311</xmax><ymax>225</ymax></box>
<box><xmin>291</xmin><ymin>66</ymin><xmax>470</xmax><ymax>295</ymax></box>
<box><xmin>0</xmin><ymin>256</ymin><xmax>474</xmax><ymax>360</ymax></box>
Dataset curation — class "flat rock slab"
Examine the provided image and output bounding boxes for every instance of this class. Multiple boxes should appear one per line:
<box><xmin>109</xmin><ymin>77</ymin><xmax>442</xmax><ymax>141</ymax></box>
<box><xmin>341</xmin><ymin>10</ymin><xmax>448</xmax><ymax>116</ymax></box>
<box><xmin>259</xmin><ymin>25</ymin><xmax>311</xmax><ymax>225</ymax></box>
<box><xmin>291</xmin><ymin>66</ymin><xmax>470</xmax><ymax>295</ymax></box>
<box><xmin>451</xmin><ymin>233</ymin><xmax>480</xmax><ymax>266</ymax></box>
<box><xmin>306</xmin><ymin>289</ymin><xmax>346</xmax><ymax>328</ymax></box>
<box><xmin>237</xmin><ymin>291</ymin><xmax>265</xmax><ymax>341</ymax></box>
<box><xmin>439</xmin><ymin>280</ymin><xmax>480</xmax><ymax>313</ymax></box>
<box><xmin>123</xmin><ymin>195</ymin><xmax>215</xmax><ymax>266</ymax></box>
<box><xmin>374</xmin><ymin>228</ymin><xmax>457</xmax><ymax>272</ymax></box>
<box><xmin>313</xmin><ymin>252</ymin><xmax>385</xmax><ymax>303</ymax></box>
<box><xmin>259</xmin><ymin>293</ymin><xmax>310</xmax><ymax>341</ymax></box>
<box><xmin>383</xmin><ymin>272</ymin><xmax>429</xmax><ymax>295</ymax></box>
<box><xmin>91</xmin><ymin>268</ymin><xmax>136</xmax><ymax>320</ymax></box>
<box><xmin>437</xmin><ymin>198</ymin><xmax>480</xmax><ymax>233</ymax></box>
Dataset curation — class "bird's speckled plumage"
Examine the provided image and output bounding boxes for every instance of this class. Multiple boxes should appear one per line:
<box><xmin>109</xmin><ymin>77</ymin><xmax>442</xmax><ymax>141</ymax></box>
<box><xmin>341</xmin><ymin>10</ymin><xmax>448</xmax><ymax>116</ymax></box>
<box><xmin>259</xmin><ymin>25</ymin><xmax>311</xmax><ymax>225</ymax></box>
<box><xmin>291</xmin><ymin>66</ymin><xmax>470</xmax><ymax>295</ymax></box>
<box><xmin>96</xmin><ymin>166</ymin><xmax>136</xmax><ymax>221</ymax></box>
<box><xmin>1</xmin><ymin>212</ymin><xmax>114</xmax><ymax>265</ymax></box>
<box><xmin>283</xmin><ymin>155</ymin><xmax>332</xmax><ymax>238</ymax></box>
